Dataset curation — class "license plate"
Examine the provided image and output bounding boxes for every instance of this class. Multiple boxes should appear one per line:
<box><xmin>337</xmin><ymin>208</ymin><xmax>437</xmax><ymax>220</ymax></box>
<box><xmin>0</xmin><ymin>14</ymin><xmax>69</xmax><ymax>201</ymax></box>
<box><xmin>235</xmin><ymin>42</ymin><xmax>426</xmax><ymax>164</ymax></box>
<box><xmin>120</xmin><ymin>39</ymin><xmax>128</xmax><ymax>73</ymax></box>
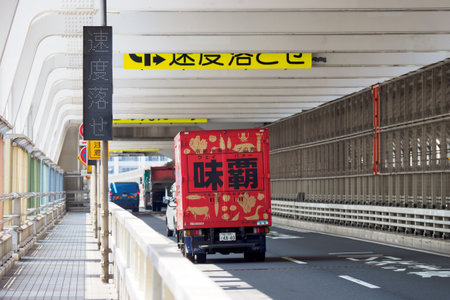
<box><xmin>219</xmin><ymin>232</ymin><xmax>236</xmax><ymax>242</ymax></box>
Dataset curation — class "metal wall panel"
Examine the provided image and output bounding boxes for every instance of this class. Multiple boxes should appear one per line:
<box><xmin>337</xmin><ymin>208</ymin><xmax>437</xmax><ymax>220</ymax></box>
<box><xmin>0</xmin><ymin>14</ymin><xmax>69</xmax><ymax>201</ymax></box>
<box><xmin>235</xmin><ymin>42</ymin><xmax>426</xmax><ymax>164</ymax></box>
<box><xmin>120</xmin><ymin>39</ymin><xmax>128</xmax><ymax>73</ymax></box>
<box><xmin>268</xmin><ymin>59</ymin><xmax>450</xmax><ymax>239</ymax></box>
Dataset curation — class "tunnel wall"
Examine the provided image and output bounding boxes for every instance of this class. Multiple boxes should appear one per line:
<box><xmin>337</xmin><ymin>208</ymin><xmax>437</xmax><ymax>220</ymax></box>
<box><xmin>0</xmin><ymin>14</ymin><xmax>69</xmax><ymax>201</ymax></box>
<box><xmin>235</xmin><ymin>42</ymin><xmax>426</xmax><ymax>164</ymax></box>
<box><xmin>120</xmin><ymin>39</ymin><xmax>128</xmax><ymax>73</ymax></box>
<box><xmin>267</xmin><ymin>59</ymin><xmax>450</xmax><ymax>239</ymax></box>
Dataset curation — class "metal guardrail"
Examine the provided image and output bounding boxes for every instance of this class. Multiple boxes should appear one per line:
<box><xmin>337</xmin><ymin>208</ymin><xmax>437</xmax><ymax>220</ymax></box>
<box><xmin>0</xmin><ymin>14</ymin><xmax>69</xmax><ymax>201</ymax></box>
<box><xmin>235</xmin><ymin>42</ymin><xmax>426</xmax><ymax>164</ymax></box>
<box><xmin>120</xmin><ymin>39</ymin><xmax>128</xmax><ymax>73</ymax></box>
<box><xmin>109</xmin><ymin>203</ymin><xmax>230</xmax><ymax>300</ymax></box>
<box><xmin>0</xmin><ymin>192</ymin><xmax>66</xmax><ymax>280</ymax></box>
<box><xmin>0</xmin><ymin>192</ymin><xmax>66</xmax><ymax>227</ymax></box>
<box><xmin>272</xmin><ymin>199</ymin><xmax>450</xmax><ymax>239</ymax></box>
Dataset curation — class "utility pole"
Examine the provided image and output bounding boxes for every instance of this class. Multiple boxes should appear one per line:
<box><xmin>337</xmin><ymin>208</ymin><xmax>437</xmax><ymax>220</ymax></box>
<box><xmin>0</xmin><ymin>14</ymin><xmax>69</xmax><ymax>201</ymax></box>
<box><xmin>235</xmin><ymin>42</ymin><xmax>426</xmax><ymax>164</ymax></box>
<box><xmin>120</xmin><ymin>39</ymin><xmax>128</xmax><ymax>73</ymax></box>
<box><xmin>99</xmin><ymin>0</ymin><xmax>110</xmax><ymax>283</ymax></box>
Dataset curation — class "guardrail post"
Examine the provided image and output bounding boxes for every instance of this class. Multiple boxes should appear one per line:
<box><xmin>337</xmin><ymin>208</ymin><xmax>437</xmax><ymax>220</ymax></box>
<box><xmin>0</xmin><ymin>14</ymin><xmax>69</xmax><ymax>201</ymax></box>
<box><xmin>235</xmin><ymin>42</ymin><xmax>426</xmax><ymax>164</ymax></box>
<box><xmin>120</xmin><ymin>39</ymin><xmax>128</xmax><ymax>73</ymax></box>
<box><xmin>152</xmin><ymin>267</ymin><xmax>162</xmax><ymax>299</ymax></box>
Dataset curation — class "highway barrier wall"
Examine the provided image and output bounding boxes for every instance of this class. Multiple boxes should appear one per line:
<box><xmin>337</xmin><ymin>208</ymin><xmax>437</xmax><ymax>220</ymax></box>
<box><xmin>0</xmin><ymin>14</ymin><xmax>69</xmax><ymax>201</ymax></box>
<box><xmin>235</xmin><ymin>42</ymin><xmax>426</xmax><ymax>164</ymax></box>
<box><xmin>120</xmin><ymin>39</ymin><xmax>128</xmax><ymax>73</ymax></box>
<box><xmin>110</xmin><ymin>203</ymin><xmax>230</xmax><ymax>300</ymax></box>
<box><xmin>267</xmin><ymin>59</ymin><xmax>450</xmax><ymax>249</ymax></box>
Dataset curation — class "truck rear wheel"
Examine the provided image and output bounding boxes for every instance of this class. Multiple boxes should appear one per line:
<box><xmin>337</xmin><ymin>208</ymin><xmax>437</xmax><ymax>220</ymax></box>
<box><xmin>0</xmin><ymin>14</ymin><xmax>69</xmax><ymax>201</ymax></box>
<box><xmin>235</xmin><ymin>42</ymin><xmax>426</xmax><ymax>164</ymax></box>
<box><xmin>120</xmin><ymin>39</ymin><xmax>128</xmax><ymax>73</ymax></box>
<box><xmin>244</xmin><ymin>251</ymin><xmax>265</xmax><ymax>262</ymax></box>
<box><xmin>195</xmin><ymin>253</ymin><xmax>206</xmax><ymax>264</ymax></box>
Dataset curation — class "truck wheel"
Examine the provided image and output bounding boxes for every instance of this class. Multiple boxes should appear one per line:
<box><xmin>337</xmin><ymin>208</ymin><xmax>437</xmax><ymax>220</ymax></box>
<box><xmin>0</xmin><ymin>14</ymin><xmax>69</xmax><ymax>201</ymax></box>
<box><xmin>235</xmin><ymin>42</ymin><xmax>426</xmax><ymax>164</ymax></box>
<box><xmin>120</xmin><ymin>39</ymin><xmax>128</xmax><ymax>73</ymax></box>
<box><xmin>254</xmin><ymin>252</ymin><xmax>265</xmax><ymax>262</ymax></box>
<box><xmin>244</xmin><ymin>251</ymin><xmax>265</xmax><ymax>262</ymax></box>
<box><xmin>181</xmin><ymin>239</ymin><xmax>194</xmax><ymax>262</ymax></box>
<box><xmin>244</xmin><ymin>251</ymin><xmax>254</xmax><ymax>262</ymax></box>
<box><xmin>195</xmin><ymin>253</ymin><xmax>206</xmax><ymax>264</ymax></box>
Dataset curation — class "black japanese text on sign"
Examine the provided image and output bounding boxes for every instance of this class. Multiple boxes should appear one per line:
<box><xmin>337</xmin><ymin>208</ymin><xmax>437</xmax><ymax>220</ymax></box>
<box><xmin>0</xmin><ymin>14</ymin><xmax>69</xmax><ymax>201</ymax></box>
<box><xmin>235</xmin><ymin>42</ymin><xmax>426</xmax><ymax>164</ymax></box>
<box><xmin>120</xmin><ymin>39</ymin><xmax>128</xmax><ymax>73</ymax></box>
<box><xmin>187</xmin><ymin>153</ymin><xmax>264</xmax><ymax>193</ymax></box>
<box><xmin>124</xmin><ymin>53</ymin><xmax>312</xmax><ymax>69</ymax></box>
<box><xmin>83</xmin><ymin>26</ymin><xmax>112</xmax><ymax>140</ymax></box>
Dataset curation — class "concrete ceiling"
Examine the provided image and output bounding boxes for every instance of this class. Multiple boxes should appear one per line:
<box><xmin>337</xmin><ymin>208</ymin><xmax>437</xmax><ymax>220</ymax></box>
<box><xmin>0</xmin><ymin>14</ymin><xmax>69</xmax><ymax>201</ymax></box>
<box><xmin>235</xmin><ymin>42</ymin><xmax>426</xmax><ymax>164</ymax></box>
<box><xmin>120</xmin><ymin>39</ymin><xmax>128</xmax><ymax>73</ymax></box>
<box><xmin>1</xmin><ymin>0</ymin><xmax>450</xmax><ymax>164</ymax></box>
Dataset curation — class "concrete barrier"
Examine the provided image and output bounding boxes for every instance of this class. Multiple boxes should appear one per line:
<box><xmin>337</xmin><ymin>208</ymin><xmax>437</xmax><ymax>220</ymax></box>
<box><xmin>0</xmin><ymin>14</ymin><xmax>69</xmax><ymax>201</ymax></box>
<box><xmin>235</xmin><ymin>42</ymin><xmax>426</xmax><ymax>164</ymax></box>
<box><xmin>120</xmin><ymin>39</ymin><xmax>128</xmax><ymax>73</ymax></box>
<box><xmin>110</xmin><ymin>203</ymin><xmax>230</xmax><ymax>300</ymax></box>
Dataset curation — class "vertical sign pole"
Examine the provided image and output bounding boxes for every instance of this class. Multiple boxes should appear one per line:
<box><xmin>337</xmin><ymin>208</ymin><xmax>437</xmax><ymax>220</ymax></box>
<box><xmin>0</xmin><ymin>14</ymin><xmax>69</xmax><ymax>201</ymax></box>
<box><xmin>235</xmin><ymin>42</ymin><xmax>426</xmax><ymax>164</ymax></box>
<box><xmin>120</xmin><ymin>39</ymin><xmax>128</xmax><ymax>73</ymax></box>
<box><xmin>100</xmin><ymin>140</ymin><xmax>109</xmax><ymax>282</ymax></box>
<box><xmin>99</xmin><ymin>0</ymin><xmax>109</xmax><ymax>283</ymax></box>
<box><xmin>92</xmin><ymin>164</ymin><xmax>98</xmax><ymax>239</ymax></box>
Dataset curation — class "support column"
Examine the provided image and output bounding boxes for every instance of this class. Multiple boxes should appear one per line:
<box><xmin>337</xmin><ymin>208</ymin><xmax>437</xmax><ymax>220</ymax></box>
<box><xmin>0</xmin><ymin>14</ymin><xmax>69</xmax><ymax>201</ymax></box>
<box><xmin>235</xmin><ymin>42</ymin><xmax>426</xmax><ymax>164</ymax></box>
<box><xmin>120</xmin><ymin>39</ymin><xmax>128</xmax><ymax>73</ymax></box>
<box><xmin>100</xmin><ymin>140</ymin><xmax>109</xmax><ymax>283</ymax></box>
<box><xmin>92</xmin><ymin>164</ymin><xmax>98</xmax><ymax>239</ymax></box>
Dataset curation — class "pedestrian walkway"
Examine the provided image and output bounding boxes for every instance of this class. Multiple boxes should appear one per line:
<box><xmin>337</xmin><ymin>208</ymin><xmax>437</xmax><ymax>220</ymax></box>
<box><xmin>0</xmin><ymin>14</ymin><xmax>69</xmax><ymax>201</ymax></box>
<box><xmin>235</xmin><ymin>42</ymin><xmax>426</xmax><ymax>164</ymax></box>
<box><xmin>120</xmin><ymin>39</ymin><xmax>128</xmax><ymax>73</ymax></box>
<box><xmin>0</xmin><ymin>212</ymin><xmax>117</xmax><ymax>300</ymax></box>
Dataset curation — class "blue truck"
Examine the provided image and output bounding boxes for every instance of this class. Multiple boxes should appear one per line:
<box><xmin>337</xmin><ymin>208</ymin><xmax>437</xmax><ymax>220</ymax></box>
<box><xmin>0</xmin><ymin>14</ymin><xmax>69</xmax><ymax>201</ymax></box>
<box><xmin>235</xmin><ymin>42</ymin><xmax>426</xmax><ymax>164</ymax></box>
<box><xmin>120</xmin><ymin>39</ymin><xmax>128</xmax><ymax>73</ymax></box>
<box><xmin>109</xmin><ymin>182</ymin><xmax>140</xmax><ymax>212</ymax></box>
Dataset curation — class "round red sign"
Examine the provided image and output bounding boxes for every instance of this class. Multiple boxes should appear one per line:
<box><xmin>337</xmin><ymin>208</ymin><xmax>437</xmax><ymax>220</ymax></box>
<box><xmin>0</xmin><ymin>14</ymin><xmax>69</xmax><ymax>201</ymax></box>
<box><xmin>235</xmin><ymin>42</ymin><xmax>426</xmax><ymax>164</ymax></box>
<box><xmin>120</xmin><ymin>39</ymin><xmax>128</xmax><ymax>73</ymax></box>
<box><xmin>79</xmin><ymin>147</ymin><xmax>87</xmax><ymax>164</ymax></box>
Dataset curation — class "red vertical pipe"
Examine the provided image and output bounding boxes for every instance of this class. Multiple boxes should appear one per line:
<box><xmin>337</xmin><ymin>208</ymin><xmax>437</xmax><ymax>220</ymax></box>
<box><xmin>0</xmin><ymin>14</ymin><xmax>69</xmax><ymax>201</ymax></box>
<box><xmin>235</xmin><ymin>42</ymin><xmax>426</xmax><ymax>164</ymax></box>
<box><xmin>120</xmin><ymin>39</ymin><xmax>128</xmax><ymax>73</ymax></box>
<box><xmin>372</xmin><ymin>85</ymin><xmax>380</xmax><ymax>175</ymax></box>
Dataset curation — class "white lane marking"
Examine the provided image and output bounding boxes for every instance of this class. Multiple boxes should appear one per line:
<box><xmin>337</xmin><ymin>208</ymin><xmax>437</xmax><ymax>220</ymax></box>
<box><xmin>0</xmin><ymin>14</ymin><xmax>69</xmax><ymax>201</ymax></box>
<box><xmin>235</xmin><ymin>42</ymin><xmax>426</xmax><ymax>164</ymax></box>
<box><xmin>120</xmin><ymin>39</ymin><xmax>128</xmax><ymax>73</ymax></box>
<box><xmin>329</xmin><ymin>252</ymin><xmax>373</xmax><ymax>255</ymax></box>
<box><xmin>339</xmin><ymin>275</ymin><xmax>380</xmax><ymax>289</ymax></box>
<box><xmin>282</xmin><ymin>256</ymin><xmax>307</xmax><ymax>265</ymax></box>
<box><xmin>267</xmin><ymin>230</ymin><xmax>303</xmax><ymax>240</ymax></box>
<box><xmin>385</xmin><ymin>256</ymin><xmax>401</xmax><ymax>260</ymax></box>
<box><xmin>310</xmin><ymin>230</ymin><xmax>450</xmax><ymax>258</ymax></box>
<box><xmin>273</xmin><ymin>224</ymin><xmax>312</xmax><ymax>233</ymax></box>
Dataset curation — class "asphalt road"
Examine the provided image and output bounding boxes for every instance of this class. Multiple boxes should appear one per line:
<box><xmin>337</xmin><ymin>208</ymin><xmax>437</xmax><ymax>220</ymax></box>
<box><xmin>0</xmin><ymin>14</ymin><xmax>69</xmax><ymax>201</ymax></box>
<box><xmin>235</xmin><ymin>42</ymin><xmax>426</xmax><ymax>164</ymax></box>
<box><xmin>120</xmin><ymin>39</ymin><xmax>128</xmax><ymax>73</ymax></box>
<box><xmin>136</xmin><ymin>211</ymin><xmax>450</xmax><ymax>300</ymax></box>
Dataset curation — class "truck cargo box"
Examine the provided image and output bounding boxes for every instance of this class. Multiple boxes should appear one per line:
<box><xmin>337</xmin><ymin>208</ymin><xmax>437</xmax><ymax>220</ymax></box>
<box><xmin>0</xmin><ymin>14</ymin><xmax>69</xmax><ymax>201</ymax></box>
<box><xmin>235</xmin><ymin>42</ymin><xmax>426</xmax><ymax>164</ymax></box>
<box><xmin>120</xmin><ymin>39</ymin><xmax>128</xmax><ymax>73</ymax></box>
<box><xmin>174</xmin><ymin>128</ymin><xmax>271</xmax><ymax>230</ymax></box>
<box><xmin>143</xmin><ymin>166</ymin><xmax>175</xmax><ymax>211</ymax></box>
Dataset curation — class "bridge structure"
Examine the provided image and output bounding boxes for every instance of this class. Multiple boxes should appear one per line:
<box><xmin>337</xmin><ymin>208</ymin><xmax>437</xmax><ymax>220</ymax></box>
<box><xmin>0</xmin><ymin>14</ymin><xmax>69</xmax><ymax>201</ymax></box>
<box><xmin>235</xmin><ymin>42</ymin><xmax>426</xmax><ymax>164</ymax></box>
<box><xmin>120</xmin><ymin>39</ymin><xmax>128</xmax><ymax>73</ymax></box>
<box><xmin>0</xmin><ymin>1</ymin><xmax>449</xmax><ymax>299</ymax></box>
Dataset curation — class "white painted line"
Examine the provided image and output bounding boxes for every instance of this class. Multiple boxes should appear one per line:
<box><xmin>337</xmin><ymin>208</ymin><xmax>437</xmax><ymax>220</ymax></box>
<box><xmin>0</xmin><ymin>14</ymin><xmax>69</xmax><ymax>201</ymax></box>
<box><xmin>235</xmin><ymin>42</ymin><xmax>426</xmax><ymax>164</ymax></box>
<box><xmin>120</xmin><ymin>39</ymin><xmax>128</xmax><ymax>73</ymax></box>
<box><xmin>274</xmin><ymin>224</ymin><xmax>312</xmax><ymax>233</ymax></box>
<box><xmin>339</xmin><ymin>275</ymin><xmax>380</xmax><ymax>289</ymax></box>
<box><xmin>329</xmin><ymin>252</ymin><xmax>373</xmax><ymax>255</ymax></box>
<box><xmin>282</xmin><ymin>256</ymin><xmax>307</xmax><ymax>265</ymax></box>
<box><xmin>385</xmin><ymin>256</ymin><xmax>401</xmax><ymax>260</ymax></box>
<box><xmin>310</xmin><ymin>230</ymin><xmax>450</xmax><ymax>258</ymax></box>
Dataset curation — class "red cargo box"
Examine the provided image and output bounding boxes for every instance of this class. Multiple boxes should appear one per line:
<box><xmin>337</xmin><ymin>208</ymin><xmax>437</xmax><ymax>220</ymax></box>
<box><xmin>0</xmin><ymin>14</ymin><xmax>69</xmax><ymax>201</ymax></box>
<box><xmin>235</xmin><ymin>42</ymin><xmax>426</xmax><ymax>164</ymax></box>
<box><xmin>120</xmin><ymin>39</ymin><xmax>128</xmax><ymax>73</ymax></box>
<box><xmin>150</xmin><ymin>166</ymin><xmax>175</xmax><ymax>182</ymax></box>
<box><xmin>174</xmin><ymin>128</ymin><xmax>271</xmax><ymax>230</ymax></box>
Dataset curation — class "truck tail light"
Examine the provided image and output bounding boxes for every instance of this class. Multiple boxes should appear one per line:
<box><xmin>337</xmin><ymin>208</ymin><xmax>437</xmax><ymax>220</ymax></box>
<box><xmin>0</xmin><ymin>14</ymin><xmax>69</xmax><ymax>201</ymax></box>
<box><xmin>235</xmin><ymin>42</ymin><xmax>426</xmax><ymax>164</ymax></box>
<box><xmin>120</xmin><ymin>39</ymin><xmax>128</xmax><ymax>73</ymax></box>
<box><xmin>255</xmin><ymin>227</ymin><xmax>270</xmax><ymax>234</ymax></box>
<box><xmin>109</xmin><ymin>191</ymin><xmax>113</xmax><ymax>196</ymax></box>
<box><xmin>184</xmin><ymin>229</ymin><xmax>201</xmax><ymax>237</ymax></box>
<box><xmin>137</xmin><ymin>190</ymin><xmax>140</xmax><ymax>195</ymax></box>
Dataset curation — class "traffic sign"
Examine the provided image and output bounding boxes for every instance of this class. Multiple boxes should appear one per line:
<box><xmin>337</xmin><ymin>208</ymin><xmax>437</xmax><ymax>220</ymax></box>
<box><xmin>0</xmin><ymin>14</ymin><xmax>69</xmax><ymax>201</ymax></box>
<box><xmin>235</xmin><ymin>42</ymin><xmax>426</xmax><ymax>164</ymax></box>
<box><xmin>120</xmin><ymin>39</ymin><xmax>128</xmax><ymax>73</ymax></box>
<box><xmin>79</xmin><ymin>123</ymin><xmax>83</xmax><ymax>137</ymax></box>
<box><xmin>88</xmin><ymin>141</ymin><xmax>101</xmax><ymax>160</ymax></box>
<box><xmin>124</xmin><ymin>52</ymin><xmax>312</xmax><ymax>70</ymax></box>
<box><xmin>79</xmin><ymin>147</ymin><xmax>87</xmax><ymax>165</ymax></box>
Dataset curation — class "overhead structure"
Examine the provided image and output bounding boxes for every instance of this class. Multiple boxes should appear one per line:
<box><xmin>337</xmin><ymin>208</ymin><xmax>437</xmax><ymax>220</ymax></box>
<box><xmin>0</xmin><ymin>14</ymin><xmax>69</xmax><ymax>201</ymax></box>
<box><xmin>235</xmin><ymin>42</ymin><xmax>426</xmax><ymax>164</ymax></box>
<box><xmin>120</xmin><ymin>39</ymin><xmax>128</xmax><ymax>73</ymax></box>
<box><xmin>0</xmin><ymin>0</ymin><xmax>449</xmax><ymax>163</ymax></box>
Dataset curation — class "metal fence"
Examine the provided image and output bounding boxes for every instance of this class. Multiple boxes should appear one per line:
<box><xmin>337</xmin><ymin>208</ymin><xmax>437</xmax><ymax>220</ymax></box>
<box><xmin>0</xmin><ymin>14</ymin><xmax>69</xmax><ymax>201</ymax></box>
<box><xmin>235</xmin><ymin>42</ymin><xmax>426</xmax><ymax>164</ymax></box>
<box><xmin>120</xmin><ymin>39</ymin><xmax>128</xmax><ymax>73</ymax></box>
<box><xmin>0</xmin><ymin>192</ymin><xmax>66</xmax><ymax>279</ymax></box>
<box><xmin>267</xmin><ymin>59</ymin><xmax>450</xmax><ymax>239</ymax></box>
<box><xmin>272</xmin><ymin>198</ymin><xmax>450</xmax><ymax>239</ymax></box>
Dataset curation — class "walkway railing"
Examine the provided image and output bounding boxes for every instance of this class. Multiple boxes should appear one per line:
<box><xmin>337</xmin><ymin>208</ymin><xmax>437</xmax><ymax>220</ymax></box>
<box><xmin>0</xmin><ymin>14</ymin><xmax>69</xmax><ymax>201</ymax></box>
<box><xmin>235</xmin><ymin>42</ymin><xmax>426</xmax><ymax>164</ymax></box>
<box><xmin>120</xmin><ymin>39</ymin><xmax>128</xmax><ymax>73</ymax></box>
<box><xmin>109</xmin><ymin>203</ymin><xmax>230</xmax><ymax>300</ymax></box>
<box><xmin>0</xmin><ymin>192</ymin><xmax>66</xmax><ymax>279</ymax></box>
<box><xmin>272</xmin><ymin>197</ymin><xmax>450</xmax><ymax>239</ymax></box>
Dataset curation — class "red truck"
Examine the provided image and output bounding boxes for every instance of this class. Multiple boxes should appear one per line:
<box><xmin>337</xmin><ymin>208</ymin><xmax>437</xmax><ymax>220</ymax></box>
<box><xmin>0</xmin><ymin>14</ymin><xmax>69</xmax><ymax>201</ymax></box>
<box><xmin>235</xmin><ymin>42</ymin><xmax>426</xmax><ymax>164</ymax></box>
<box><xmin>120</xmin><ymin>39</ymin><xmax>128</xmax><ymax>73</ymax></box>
<box><xmin>174</xmin><ymin>128</ymin><xmax>271</xmax><ymax>263</ymax></box>
<box><xmin>143</xmin><ymin>165</ymin><xmax>175</xmax><ymax>211</ymax></box>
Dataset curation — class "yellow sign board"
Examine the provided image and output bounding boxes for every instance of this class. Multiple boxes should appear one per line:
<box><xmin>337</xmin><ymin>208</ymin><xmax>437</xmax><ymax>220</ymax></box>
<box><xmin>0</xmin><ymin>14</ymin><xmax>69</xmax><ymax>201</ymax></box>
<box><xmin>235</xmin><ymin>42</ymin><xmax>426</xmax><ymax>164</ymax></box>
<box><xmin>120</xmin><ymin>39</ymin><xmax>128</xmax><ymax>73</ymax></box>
<box><xmin>124</xmin><ymin>53</ymin><xmax>312</xmax><ymax>70</ymax></box>
<box><xmin>88</xmin><ymin>141</ymin><xmax>101</xmax><ymax>160</ymax></box>
<box><xmin>113</xmin><ymin>118</ymin><xmax>207</xmax><ymax>124</ymax></box>
<box><xmin>109</xmin><ymin>149</ymin><xmax>160</xmax><ymax>152</ymax></box>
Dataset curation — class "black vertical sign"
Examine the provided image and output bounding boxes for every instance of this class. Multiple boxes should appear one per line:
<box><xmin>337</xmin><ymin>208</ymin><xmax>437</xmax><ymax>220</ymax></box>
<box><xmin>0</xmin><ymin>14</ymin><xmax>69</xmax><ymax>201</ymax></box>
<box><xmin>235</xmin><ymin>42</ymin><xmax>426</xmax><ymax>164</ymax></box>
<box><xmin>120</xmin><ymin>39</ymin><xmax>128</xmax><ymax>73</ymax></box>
<box><xmin>83</xmin><ymin>26</ymin><xmax>112</xmax><ymax>140</ymax></box>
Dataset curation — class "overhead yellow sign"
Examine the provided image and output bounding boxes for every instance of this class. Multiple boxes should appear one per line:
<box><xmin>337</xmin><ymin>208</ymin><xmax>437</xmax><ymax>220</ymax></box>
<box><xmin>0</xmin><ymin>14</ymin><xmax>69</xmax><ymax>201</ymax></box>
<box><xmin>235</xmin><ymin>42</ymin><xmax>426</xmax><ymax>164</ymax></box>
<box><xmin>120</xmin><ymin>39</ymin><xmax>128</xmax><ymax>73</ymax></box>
<box><xmin>109</xmin><ymin>149</ymin><xmax>160</xmax><ymax>152</ymax></box>
<box><xmin>124</xmin><ymin>53</ymin><xmax>312</xmax><ymax>70</ymax></box>
<box><xmin>113</xmin><ymin>118</ymin><xmax>208</xmax><ymax>124</ymax></box>
<box><xmin>88</xmin><ymin>140</ymin><xmax>101</xmax><ymax>160</ymax></box>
